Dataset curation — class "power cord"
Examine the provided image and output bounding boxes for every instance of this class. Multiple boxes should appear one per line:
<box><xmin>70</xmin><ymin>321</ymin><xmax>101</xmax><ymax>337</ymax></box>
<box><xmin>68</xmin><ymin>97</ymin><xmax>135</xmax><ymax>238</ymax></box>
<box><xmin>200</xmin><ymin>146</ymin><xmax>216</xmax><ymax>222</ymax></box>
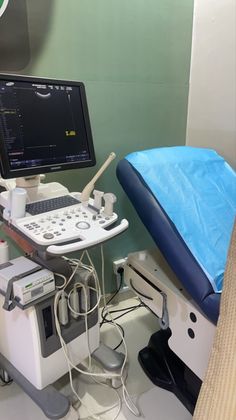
<box><xmin>100</xmin><ymin>245</ymin><xmax>141</xmax><ymax>417</ymax></box>
<box><xmin>53</xmin><ymin>248</ymin><xmax>141</xmax><ymax>419</ymax></box>
<box><xmin>100</xmin><ymin>268</ymin><xmax>123</xmax><ymax>327</ymax></box>
<box><xmin>100</xmin><ymin>269</ymin><xmax>143</xmax><ymax>351</ymax></box>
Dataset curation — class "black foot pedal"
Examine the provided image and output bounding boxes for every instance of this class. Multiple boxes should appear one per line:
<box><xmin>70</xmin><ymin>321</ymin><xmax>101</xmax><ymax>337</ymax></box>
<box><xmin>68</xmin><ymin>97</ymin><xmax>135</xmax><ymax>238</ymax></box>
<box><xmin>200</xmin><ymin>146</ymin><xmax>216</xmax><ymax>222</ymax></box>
<box><xmin>138</xmin><ymin>329</ymin><xmax>202</xmax><ymax>414</ymax></box>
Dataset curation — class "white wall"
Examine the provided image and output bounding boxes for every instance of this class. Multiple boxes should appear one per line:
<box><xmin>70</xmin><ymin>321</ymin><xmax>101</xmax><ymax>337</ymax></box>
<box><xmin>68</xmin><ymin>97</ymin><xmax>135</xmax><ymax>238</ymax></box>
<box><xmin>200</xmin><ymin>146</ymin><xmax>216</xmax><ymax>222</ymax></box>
<box><xmin>186</xmin><ymin>0</ymin><xmax>236</xmax><ymax>168</ymax></box>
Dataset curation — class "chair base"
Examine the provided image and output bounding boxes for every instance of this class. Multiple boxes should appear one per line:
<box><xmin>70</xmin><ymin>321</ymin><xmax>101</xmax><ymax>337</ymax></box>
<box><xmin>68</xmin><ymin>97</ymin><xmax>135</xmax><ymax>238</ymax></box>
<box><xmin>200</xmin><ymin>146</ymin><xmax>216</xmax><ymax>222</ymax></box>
<box><xmin>138</xmin><ymin>329</ymin><xmax>202</xmax><ymax>414</ymax></box>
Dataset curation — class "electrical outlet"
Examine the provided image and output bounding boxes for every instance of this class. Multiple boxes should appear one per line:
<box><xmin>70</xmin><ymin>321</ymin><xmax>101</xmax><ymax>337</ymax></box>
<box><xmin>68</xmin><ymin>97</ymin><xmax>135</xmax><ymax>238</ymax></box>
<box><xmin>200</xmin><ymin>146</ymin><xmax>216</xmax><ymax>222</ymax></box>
<box><xmin>113</xmin><ymin>257</ymin><xmax>127</xmax><ymax>274</ymax></box>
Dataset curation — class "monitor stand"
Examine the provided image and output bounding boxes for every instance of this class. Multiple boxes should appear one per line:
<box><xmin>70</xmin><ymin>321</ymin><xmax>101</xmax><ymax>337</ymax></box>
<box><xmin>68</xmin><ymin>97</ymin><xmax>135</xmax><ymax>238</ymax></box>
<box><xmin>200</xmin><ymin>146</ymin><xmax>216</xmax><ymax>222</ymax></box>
<box><xmin>0</xmin><ymin>175</ymin><xmax>69</xmax><ymax>211</ymax></box>
<box><xmin>15</xmin><ymin>175</ymin><xmax>68</xmax><ymax>203</ymax></box>
<box><xmin>15</xmin><ymin>175</ymin><xmax>43</xmax><ymax>189</ymax></box>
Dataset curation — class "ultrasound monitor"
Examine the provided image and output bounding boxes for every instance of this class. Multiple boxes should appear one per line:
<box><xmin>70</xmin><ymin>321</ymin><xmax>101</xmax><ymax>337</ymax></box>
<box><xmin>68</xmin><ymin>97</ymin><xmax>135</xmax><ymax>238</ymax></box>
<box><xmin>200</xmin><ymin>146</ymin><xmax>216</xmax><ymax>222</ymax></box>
<box><xmin>0</xmin><ymin>74</ymin><xmax>96</xmax><ymax>180</ymax></box>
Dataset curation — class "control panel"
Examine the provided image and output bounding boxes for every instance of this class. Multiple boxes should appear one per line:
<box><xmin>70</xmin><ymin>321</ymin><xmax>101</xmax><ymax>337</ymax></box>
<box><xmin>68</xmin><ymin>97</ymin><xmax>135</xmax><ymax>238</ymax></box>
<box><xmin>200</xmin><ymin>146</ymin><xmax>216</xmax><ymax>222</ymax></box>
<box><xmin>2</xmin><ymin>193</ymin><xmax>128</xmax><ymax>255</ymax></box>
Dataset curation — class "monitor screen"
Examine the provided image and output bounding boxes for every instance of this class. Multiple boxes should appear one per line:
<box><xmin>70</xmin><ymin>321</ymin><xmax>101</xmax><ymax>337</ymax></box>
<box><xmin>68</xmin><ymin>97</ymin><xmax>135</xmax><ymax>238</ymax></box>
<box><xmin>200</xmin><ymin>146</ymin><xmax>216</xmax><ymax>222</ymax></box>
<box><xmin>0</xmin><ymin>74</ymin><xmax>96</xmax><ymax>179</ymax></box>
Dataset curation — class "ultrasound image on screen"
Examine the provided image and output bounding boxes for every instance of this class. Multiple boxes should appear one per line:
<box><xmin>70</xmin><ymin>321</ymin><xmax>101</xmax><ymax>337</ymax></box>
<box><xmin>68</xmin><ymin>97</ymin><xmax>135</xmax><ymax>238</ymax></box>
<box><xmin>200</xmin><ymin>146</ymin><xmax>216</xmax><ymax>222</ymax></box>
<box><xmin>0</xmin><ymin>79</ymin><xmax>93</xmax><ymax>173</ymax></box>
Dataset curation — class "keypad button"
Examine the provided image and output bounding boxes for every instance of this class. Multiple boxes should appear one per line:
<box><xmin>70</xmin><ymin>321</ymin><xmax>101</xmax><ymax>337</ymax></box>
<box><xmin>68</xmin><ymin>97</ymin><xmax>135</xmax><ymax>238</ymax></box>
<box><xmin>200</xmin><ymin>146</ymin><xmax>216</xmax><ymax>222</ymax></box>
<box><xmin>43</xmin><ymin>233</ymin><xmax>54</xmax><ymax>239</ymax></box>
<box><xmin>76</xmin><ymin>221</ymin><xmax>90</xmax><ymax>230</ymax></box>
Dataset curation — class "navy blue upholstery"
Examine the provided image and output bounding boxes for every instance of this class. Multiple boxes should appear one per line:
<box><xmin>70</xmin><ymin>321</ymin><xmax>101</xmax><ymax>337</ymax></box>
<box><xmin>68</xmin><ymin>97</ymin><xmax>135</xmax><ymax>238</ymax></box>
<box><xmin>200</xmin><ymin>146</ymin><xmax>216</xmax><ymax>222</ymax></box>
<box><xmin>117</xmin><ymin>158</ymin><xmax>220</xmax><ymax>324</ymax></box>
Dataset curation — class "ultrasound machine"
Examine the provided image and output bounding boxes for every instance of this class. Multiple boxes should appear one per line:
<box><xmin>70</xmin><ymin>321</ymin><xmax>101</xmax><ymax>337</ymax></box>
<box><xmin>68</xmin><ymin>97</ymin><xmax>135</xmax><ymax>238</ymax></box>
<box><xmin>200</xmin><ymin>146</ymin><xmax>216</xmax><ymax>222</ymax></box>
<box><xmin>0</xmin><ymin>74</ymin><xmax>128</xmax><ymax>419</ymax></box>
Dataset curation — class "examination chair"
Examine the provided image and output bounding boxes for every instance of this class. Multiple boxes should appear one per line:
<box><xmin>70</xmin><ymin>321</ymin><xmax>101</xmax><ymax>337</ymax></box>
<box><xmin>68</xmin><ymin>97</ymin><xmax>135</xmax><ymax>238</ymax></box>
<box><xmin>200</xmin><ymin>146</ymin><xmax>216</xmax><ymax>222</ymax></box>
<box><xmin>117</xmin><ymin>146</ymin><xmax>236</xmax><ymax>413</ymax></box>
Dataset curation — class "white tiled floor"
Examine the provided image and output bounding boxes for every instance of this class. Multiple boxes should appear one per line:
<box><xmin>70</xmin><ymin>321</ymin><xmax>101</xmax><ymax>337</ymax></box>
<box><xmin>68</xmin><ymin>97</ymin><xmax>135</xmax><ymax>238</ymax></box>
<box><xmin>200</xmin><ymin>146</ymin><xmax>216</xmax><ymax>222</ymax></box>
<box><xmin>0</xmin><ymin>297</ymin><xmax>192</xmax><ymax>420</ymax></box>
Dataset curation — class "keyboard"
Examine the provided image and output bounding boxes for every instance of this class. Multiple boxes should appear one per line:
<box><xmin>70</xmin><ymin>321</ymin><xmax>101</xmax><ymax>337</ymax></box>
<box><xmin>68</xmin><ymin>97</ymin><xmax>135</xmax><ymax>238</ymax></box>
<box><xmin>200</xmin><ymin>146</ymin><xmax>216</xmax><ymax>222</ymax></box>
<box><xmin>26</xmin><ymin>195</ymin><xmax>80</xmax><ymax>215</ymax></box>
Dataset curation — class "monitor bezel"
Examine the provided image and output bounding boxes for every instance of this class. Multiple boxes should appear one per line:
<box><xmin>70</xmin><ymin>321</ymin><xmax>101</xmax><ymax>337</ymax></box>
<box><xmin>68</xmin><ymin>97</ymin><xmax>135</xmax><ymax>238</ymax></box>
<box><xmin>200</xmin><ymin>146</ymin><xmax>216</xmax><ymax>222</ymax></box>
<box><xmin>0</xmin><ymin>73</ymin><xmax>96</xmax><ymax>179</ymax></box>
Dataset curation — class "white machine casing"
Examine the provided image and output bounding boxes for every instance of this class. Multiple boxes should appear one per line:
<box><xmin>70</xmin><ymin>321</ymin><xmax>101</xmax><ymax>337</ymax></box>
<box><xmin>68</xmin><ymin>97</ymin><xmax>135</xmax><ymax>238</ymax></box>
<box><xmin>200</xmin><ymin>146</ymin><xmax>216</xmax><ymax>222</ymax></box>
<box><xmin>125</xmin><ymin>249</ymin><xmax>216</xmax><ymax>381</ymax></box>
<box><xmin>0</xmin><ymin>296</ymin><xmax>100</xmax><ymax>389</ymax></box>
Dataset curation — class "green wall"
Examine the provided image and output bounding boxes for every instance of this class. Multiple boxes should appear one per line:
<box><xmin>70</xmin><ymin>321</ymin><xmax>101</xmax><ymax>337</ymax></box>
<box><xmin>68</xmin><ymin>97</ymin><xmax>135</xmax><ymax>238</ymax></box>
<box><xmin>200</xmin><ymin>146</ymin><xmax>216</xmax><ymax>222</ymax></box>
<box><xmin>4</xmin><ymin>0</ymin><xmax>194</xmax><ymax>290</ymax></box>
